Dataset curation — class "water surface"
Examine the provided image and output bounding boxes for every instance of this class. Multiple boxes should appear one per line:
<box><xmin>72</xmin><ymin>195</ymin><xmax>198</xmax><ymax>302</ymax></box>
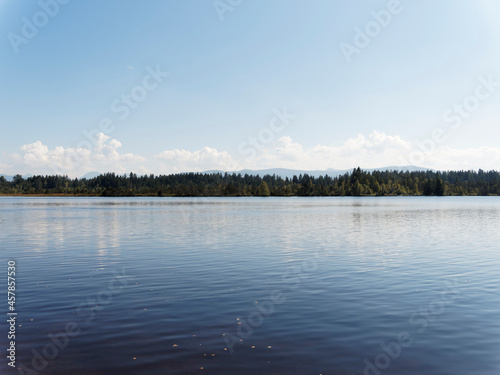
<box><xmin>0</xmin><ymin>197</ymin><xmax>499</xmax><ymax>374</ymax></box>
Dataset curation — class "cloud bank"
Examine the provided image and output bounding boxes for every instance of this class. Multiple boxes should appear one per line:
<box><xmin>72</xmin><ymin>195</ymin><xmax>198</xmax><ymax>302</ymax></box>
<box><xmin>2</xmin><ymin>131</ymin><xmax>500</xmax><ymax>177</ymax></box>
<box><xmin>7</xmin><ymin>133</ymin><xmax>146</xmax><ymax>177</ymax></box>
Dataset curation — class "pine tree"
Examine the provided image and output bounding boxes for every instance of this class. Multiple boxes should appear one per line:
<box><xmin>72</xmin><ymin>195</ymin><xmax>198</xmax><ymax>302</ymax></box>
<box><xmin>423</xmin><ymin>179</ymin><xmax>433</xmax><ymax>196</ymax></box>
<box><xmin>257</xmin><ymin>181</ymin><xmax>270</xmax><ymax>196</ymax></box>
<box><xmin>435</xmin><ymin>177</ymin><xmax>445</xmax><ymax>196</ymax></box>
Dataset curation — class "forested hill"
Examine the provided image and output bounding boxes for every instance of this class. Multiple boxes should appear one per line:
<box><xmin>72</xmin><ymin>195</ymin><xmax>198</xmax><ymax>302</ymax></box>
<box><xmin>1</xmin><ymin>168</ymin><xmax>499</xmax><ymax>196</ymax></box>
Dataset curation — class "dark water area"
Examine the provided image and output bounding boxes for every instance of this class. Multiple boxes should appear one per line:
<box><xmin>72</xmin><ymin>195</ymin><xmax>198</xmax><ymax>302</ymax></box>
<box><xmin>0</xmin><ymin>197</ymin><xmax>499</xmax><ymax>375</ymax></box>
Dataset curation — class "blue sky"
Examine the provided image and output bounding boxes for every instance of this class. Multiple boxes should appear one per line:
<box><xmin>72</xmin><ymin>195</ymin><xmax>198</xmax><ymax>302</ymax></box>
<box><xmin>1</xmin><ymin>0</ymin><xmax>500</xmax><ymax>177</ymax></box>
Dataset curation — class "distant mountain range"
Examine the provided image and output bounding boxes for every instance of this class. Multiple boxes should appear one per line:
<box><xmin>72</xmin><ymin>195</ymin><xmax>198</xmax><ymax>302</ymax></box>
<box><xmin>0</xmin><ymin>174</ymin><xmax>33</xmax><ymax>182</ymax></box>
<box><xmin>1</xmin><ymin>172</ymin><xmax>100</xmax><ymax>181</ymax></box>
<box><xmin>80</xmin><ymin>171</ymin><xmax>102</xmax><ymax>180</ymax></box>
<box><xmin>203</xmin><ymin>166</ymin><xmax>432</xmax><ymax>179</ymax></box>
<box><xmin>1</xmin><ymin>166</ymin><xmax>432</xmax><ymax>182</ymax></box>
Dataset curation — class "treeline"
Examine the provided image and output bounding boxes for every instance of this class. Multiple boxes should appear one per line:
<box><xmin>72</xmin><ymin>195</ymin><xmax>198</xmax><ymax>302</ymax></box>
<box><xmin>1</xmin><ymin>168</ymin><xmax>499</xmax><ymax>196</ymax></box>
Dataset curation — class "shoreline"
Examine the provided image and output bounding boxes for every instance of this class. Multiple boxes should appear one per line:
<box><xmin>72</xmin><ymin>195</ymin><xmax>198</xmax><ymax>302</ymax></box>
<box><xmin>0</xmin><ymin>194</ymin><xmax>498</xmax><ymax>198</ymax></box>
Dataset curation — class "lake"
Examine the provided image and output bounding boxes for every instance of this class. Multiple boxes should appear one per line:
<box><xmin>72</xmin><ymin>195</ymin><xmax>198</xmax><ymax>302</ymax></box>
<box><xmin>1</xmin><ymin>197</ymin><xmax>499</xmax><ymax>374</ymax></box>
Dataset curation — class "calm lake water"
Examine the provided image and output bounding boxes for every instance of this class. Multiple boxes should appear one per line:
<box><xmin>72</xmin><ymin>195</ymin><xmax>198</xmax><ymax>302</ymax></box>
<box><xmin>0</xmin><ymin>197</ymin><xmax>499</xmax><ymax>375</ymax></box>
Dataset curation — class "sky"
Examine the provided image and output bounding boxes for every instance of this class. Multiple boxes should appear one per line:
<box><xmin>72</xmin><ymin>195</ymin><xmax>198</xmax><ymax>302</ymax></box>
<box><xmin>1</xmin><ymin>0</ymin><xmax>500</xmax><ymax>177</ymax></box>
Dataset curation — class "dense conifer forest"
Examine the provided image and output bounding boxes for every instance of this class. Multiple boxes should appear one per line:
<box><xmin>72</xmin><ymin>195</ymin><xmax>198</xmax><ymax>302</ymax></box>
<box><xmin>1</xmin><ymin>168</ymin><xmax>499</xmax><ymax>197</ymax></box>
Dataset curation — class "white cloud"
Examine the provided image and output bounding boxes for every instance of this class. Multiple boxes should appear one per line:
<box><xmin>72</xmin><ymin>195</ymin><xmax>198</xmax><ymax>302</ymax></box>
<box><xmin>2</xmin><ymin>131</ymin><xmax>500</xmax><ymax>177</ymax></box>
<box><xmin>155</xmin><ymin>146</ymin><xmax>238</xmax><ymax>174</ymax></box>
<box><xmin>247</xmin><ymin>131</ymin><xmax>412</xmax><ymax>170</ymax></box>
<box><xmin>153</xmin><ymin>131</ymin><xmax>499</xmax><ymax>172</ymax></box>
<box><xmin>8</xmin><ymin>133</ymin><xmax>146</xmax><ymax>178</ymax></box>
<box><xmin>422</xmin><ymin>146</ymin><xmax>500</xmax><ymax>171</ymax></box>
